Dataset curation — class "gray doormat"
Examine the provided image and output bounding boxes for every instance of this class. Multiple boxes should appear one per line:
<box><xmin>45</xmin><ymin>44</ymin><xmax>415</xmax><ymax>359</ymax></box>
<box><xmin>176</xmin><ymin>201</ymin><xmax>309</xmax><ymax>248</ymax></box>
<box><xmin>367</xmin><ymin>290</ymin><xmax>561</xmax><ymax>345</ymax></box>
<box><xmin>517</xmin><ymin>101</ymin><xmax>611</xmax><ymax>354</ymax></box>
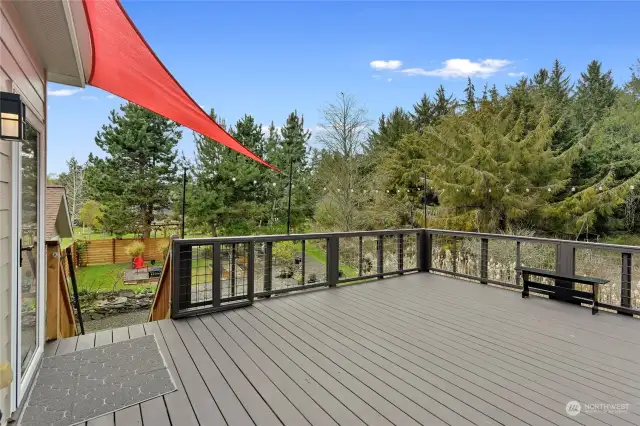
<box><xmin>20</xmin><ymin>335</ymin><xmax>176</xmax><ymax>426</ymax></box>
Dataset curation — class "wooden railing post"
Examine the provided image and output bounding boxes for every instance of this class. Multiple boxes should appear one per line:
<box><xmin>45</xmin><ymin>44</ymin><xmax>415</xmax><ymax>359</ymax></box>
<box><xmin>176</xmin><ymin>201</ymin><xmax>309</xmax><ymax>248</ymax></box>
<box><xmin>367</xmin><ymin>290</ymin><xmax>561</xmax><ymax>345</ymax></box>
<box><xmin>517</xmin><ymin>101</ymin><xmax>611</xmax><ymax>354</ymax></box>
<box><xmin>418</xmin><ymin>230</ymin><xmax>429</xmax><ymax>272</ymax></box>
<box><xmin>480</xmin><ymin>238</ymin><xmax>489</xmax><ymax>284</ymax></box>
<box><xmin>247</xmin><ymin>241</ymin><xmax>255</xmax><ymax>303</ymax></box>
<box><xmin>358</xmin><ymin>236</ymin><xmax>363</xmax><ymax>277</ymax></box>
<box><xmin>515</xmin><ymin>241</ymin><xmax>521</xmax><ymax>287</ymax></box>
<box><xmin>554</xmin><ymin>242</ymin><xmax>576</xmax><ymax>303</ymax></box>
<box><xmin>213</xmin><ymin>243</ymin><xmax>221</xmax><ymax>307</ymax></box>
<box><xmin>621</xmin><ymin>252</ymin><xmax>632</xmax><ymax>316</ymax></box>
<box><xmin>376</xmin><ymin>235</ymin><xmax>384</xmax><ymax>278</ymax></box>
<box><xmin>397</xmin><ymin>234</ymin><xmax>404</xmax><ymax>274</ymax></box>
<box><xmin>264</xmin><ymin>241</ymin><xmax>273</xmax><ymax>297</ymax></box>
<box><xmin>327</xmin><ymin>236</ymin><xmax>340</xmax><ymax>287</ymax></box>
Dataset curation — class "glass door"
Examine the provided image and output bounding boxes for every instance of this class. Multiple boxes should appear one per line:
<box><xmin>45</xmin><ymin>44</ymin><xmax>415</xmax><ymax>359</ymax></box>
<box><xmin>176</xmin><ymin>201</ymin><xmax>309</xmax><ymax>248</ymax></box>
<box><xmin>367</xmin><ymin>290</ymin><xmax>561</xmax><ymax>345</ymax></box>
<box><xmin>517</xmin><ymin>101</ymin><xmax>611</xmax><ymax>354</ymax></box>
<box><xmin>18</xmin><ymin>122</ymin><xmax>39</xmax><ymax>376</ymax></box>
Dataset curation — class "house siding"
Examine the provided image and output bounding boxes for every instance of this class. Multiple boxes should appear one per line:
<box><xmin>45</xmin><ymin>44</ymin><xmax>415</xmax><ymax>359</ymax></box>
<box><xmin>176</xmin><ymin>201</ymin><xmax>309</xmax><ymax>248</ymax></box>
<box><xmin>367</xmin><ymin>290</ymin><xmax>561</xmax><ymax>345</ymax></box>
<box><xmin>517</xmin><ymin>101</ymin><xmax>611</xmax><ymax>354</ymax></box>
<box><xmin>0</xmin><ymin>1</ymin><xmax>46</xmax><ymax>422</ymax></box>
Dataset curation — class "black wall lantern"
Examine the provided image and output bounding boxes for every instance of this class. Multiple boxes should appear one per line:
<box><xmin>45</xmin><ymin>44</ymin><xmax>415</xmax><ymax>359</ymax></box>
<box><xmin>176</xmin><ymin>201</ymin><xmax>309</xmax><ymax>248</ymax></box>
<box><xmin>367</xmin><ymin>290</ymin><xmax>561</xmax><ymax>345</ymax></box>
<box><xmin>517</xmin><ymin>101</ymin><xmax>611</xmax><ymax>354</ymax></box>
<box><xmin>0</xmin><ymin>92</ymin><xmax>25</xmax><ymax>140</ymax></box>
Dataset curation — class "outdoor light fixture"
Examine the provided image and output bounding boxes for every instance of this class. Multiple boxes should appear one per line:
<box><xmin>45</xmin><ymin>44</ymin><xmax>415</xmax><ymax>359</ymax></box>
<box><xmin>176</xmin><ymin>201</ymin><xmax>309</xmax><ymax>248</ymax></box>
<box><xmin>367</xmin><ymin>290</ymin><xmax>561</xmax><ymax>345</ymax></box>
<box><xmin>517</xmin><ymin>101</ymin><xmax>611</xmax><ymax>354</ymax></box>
<box><xmin>0</xmin><ymin>92</ymin><xmax>25</xmax><ymax>140</ymax></box>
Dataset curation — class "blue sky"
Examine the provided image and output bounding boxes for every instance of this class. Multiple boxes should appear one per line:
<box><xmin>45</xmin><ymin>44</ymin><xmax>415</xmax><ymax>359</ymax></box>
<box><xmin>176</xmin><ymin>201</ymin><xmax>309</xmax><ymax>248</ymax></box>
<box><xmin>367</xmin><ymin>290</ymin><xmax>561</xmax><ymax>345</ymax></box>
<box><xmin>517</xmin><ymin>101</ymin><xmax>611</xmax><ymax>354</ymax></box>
<box><xmin>47</xmin><ymin>1</ymin><xmax>640</xmax><ymax>173</ymax></box>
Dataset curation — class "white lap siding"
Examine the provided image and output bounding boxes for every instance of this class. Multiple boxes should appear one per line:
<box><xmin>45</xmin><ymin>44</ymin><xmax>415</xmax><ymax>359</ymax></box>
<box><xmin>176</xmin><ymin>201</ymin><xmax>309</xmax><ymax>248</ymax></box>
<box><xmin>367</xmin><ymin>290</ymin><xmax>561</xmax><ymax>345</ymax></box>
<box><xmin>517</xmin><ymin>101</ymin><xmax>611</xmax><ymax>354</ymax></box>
<box><xmin>0</xmin><ymin>1</ymin><xmax>46</xmax><ymax>422</ymax></box>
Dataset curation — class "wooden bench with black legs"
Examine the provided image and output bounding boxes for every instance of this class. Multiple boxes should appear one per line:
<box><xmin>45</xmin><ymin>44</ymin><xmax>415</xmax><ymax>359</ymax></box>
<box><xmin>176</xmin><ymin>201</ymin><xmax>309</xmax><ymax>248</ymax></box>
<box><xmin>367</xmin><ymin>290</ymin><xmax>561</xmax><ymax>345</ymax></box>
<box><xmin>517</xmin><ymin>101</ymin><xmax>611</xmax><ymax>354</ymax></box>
<box><xmin>516</xmin><ymin>267</ymin><xmax>610</xmax><ymax>315</ymax></box>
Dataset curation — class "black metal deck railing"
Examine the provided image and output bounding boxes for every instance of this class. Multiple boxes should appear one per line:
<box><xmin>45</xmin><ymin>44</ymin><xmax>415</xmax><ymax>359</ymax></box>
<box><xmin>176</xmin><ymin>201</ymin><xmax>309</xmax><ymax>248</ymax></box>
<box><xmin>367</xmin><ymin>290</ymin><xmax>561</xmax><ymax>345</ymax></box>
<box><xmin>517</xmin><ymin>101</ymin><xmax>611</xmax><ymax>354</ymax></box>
<box><xmin>170</xmin><ymin>229</ymin><xmax>640</xmax><ymax>318</ymax></box>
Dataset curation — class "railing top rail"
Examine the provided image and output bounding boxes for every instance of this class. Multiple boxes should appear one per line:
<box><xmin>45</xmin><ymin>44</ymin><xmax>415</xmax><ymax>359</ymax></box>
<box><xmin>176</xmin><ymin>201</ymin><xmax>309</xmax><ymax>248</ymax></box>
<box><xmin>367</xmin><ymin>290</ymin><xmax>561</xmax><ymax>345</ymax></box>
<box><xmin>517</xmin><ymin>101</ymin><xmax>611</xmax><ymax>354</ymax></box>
<box><xmin>173</xmin><ymin>227</ymin><xmax>640</xmax><ymax>254</ymax></box>
<box><xmin>174</xmin><ymin>228</ymin><xmax>422</xmax><ymax>245</ymax></box>
<box><xmin>425</xmin><ymin>228</ymin><xmax>640</xmax><ymax>253</ymax></box>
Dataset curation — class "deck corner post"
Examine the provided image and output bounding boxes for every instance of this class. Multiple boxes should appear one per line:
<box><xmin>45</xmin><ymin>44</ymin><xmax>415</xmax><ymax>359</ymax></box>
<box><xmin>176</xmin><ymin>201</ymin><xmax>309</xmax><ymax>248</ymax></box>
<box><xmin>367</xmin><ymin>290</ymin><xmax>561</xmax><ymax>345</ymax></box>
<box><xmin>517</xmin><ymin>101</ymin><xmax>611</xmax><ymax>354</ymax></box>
<box><xmin>171</xmin><ymin>239</ymin><xmax>181</xmax><ymax>318</ymax></box>
<box><xmin>327</xmin><ymin>236</ymin><xmax>340</xmax><ymax>287</ymax></box>
<box><xmin>418</xmin><ymin>230</ymin><xmax>431</xmax><ymax>272</ymax></box>
<box><xmin>480</xmin><ymin>237</ymin><xmax>489</xmax><ymax>284</ymax></box>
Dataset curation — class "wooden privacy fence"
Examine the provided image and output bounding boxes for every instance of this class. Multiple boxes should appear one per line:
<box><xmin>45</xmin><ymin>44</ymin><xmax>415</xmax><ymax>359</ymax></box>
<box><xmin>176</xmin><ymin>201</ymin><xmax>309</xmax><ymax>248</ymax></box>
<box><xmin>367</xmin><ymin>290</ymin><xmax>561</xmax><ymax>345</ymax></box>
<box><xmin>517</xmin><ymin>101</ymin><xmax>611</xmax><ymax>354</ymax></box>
<box><xmin>73</xmin><ymin>238</ymin><xmax>169</xmax><ymax>266</ymax></box>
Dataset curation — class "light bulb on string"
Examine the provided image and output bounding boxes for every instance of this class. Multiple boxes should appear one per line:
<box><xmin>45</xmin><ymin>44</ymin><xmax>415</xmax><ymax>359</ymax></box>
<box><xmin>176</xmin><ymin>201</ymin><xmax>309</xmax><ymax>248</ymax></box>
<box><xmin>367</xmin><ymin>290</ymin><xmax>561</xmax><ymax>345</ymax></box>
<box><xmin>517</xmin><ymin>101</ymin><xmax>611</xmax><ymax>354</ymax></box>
<box><xmin>506</xmin><ymin>189</ymin><xmax>509</xmax><ymax>193</ymax></box>
<box><xmin>471</xmin><ymin>189</ymin><xmax>475</xmax><ymax>193</ymax></box>
<box><xmin>232</xmin><ymin>177</ymin><xmax>236</xmax><ymax>182</ymax></box>
<box><xmin>272</xmin><ymin>182</ymin><xmax>277</xmax><ymax>187</ymax></box>
<box><xmin>547</xmin><ymin>188</ymin><xmax>551</xmax><ymax>192</ymax></box>
<box><xmin>526</xmin><ymin>188</ymin><xmax>530</xmax><ymax>193</ymax></box>
<box><xmin>631</xmin><ymin>185</ymin><xmax>635</xmax><ymax>191</ymax></box>
<box><xmin>598</xmin><ymin>185</ymin><xmax>603</xmax><ymax>191</ymax></box>
<box><xmin>386</xmin><ymin>190</ymin><xmax>390</xmax><ymax>193</ymax></box>
<box><xmin>323</xmin><ymin>187</ymin><xmax>326</xmax><ymax>191</ymax></box>
<box><xmin>350</xmin><ymin>189</ymin><xmax>354</xmax><ymax>193</ymax></box>
<box><xmin>337</xmin><ymin>188</ymin><xmax>341</xmax><ymax>192</ymax></box>
<box><xmin>488</xmin><ymin>189</ymin><xmax>492</xmax><ymax>193</ymax></box>
<box><xmin>571</xmin><ymin>187</ymin><xmax>576</xmax><ymax>192</ymax></box>
<box><xmin>376</xmin><ymin>189</ymin><xmax>379</xmax><ymax>193</ymax></box>
<box><xmin>253</xmin><ymin>180</ymin><xmax>257</xmax><ymax>185</ymax></box>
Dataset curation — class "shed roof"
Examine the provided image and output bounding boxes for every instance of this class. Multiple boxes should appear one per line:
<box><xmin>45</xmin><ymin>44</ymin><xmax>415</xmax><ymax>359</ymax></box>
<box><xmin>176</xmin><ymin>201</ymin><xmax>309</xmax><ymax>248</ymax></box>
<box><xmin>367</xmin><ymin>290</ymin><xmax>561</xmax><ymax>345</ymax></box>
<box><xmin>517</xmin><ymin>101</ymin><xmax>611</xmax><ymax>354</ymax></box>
<box><xmin>46</xmin><ymin>185</ymin><xmax>73</xmax><ymax>241</ymax></box>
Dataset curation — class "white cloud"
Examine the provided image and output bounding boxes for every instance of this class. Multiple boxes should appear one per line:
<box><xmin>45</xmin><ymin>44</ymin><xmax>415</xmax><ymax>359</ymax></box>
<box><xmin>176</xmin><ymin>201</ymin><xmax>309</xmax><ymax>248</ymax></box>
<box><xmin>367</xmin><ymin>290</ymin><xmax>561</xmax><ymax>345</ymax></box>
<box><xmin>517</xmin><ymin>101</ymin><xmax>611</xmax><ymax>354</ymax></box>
<box><xmin>507</xmin><ymin>71</ymin><xmax>527</xmax><ymax>77</ymax></box>
<box><xmin>401</xmin><ymin>58</ymin><xmax>512</xmax><ymax>78</ymax></box>
<box><xmin>388</xmin><ymin>78</ymin><xmax>392</xmax><ymax>82</ymax></box>
<box><xmin>370</xmin><ymin>60</ymin><xmax>402</xmax><ymax>70</ymax></box>
<box><xmin>81</xmin><ymin>95</ymin><xmax>98</xmax><ymax>101</ymax></box>
<box><xmin>47</xmin><ymin>88</ymin><xmax>82</xmax><ymax>97</ymax></box>
<box><xmin>106</xmin><ymin>94</ymin><xmax>116</xmax><ymax>99</ymax></box>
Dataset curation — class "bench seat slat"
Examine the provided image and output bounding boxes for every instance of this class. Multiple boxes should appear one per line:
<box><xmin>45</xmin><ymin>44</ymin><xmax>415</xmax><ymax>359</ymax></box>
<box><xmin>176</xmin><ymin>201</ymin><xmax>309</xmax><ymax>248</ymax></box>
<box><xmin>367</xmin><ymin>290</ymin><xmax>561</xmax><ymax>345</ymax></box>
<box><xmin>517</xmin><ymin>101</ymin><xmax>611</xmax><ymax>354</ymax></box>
<box><xmin>516</xmin><ymin>267</ymin><xmax>609</xmax><ymax>285</ymax></box>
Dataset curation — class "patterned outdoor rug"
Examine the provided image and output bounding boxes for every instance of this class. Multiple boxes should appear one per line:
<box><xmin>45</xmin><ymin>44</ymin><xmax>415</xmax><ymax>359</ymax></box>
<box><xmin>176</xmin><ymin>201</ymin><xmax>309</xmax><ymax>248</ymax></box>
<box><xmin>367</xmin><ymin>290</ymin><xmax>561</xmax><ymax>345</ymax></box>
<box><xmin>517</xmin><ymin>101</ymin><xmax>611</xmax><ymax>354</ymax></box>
<box><xmin>20</xmin><ymin>335</ymin><xmax>176</xmax><ymax>426</ymax></box>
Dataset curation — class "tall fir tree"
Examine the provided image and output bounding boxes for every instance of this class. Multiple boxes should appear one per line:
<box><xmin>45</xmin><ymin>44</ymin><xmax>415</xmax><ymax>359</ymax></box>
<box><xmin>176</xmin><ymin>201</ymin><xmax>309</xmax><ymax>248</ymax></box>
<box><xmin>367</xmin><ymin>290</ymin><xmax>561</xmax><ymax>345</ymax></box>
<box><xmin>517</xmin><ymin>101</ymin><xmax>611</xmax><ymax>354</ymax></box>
<box><xmin>368</xmin><ymin>107</ymin><xmax>414</xmax><ymax>153</ymax></box>
<box><xmin>410</xmin><ymin>94</ymin><xmax>435</xmax><ymax>133</ymax></box>
<box><xmin>385</xmin><ymin>104</ymin><xmax>578</xmax><ymax>232</ymax></box>
<box><xmin>88</xmin><ymin>103</ymin><xmax>180</xmax><ymax>237</ymax></box>
<box><xmin>433</xmin><ymin>85</ymin><xmax>456</xmax><ymax>119</ymax></box>
<box><xmin>573</xmin><ymin>60</ymin><xmax>618</xmax><ymax>137</ymax></box>
<box><xmin>463</xmin><ymin>78</ymin><xmax>476</xmax><ymax>113</ymax></box>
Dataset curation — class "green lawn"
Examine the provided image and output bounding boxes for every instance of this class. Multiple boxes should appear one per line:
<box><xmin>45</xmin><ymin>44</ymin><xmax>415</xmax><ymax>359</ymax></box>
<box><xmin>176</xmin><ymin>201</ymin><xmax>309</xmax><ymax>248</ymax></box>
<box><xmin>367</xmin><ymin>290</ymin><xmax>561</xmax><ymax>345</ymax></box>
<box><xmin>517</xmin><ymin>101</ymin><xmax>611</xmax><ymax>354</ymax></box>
<box><xmin>74</xmin><ymin>263</ymin><xmax>157</xmax><ymax>293</ymax></box>
<box><xmin>294</xmin><ymin>241</ymin><xmax>358</xmax><ymax>278</ymax></box>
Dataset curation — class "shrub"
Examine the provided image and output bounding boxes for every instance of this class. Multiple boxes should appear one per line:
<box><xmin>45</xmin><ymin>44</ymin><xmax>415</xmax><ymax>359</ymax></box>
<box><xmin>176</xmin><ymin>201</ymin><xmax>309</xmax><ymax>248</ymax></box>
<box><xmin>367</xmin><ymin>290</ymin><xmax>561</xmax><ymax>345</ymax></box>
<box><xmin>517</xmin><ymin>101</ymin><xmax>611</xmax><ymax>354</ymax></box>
<box><xmin>273</xmin><ymin>241</ymin><xmax>297</xmax><ymax>263</ymax></box>
<box><xmin>124</xmin><ymin>241</ymin><xmax>145</xmax><ymax>258</ymax></box>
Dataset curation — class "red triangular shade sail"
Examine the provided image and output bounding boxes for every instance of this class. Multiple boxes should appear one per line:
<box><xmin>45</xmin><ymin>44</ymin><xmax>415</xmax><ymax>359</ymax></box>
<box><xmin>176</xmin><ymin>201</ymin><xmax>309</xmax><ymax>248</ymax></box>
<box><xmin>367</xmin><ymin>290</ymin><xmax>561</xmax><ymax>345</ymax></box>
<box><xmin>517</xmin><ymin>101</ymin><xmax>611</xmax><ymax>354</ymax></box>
<box><xmin>82</xmin><ymin>0</ymin><xmax>276</xmax><ymax>170</ymax></box>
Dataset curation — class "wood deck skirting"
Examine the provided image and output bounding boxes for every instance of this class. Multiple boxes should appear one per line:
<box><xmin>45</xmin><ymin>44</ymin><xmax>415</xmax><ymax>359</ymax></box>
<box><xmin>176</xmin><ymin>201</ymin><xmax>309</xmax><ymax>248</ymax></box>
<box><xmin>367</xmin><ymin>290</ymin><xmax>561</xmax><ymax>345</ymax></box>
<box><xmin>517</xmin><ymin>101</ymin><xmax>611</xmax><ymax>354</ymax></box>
<box><xmin>45</xmin><ymin>273</ymin><xmax>640</xmax><ymax>426</ymax></box>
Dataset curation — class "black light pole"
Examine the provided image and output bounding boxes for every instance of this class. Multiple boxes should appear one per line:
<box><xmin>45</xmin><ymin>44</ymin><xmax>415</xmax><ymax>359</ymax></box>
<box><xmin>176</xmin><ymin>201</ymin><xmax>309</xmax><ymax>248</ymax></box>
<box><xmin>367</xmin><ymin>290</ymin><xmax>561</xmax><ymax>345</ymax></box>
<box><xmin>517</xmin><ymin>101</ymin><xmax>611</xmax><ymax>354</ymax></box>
<box><xmin>181</xmin><ymin>166</ymin><xmax>187</xmax><ymax>238</ymax></box>
<box><xmin>286</xmin><ymin>155</ymin><xmax>293</xmax><ymax>234</ymax></box>
<box><xmin>423</xmin><ymin>171</ymin><xmax>428</xmax><ymax>228</ymax></box>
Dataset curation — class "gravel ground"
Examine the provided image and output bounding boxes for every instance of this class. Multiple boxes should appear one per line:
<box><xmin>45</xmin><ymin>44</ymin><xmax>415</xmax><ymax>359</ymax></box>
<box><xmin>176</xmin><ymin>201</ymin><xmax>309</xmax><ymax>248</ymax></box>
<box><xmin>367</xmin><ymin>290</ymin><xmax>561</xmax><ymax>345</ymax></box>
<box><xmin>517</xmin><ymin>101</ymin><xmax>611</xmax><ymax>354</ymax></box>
<box><xmin>81</xmin><ymin>309</ymin><xmax>150</xmax><ymax>333</ymax></box>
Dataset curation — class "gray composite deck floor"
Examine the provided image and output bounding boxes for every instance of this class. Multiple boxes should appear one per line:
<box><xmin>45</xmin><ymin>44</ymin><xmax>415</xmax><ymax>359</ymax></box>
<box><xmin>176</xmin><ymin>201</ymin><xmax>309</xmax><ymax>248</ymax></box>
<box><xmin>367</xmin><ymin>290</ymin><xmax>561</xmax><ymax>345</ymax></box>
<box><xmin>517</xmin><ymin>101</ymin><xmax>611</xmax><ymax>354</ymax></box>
<box><xmin>44</xmin><ymin>273</ymin><xmax>640</xmax><ymax>426</ymax></box>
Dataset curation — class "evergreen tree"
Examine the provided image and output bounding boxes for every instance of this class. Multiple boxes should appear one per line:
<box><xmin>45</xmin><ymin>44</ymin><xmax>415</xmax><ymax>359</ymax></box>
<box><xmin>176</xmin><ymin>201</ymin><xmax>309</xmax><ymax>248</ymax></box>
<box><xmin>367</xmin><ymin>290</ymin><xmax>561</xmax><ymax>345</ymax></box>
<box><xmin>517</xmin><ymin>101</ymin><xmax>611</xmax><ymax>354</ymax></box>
<box><xmin>489</xmin><ymin>84</ymin><xmax>501</xmax><ymax>107</ymax></box>
<box><xmin>433</xmin><ymin>85</ymin><xmax>456</xmax><ymax>119</ymax></box>
<box><xmin>368</xmin><ymin>108</ymin><xmax>413</xmax><ymax>153</ymax></box>
<box><xmin>463</xmin><ymin>78</ymin><xmax>476</xmax><ymax>113</ymax></box>
<box><xmin>271</xmin><ymin>111</ymin><xmax>313</xmax><ymax>229</ymax></box>
<box><xmin>88</xmin><ymin>103</ymin><xmax>180</xmax><ymax>237</ymax></box>
<box><xmin>533</xmin><ymin>68</ymin><xmax>549</xmax><ymax>89</ymax></box>
<box><xmin>573</xmin><ymin>60</ymin><xmax>618</xmax><ymax>137</ymax></box>
<box><xmin>548</xmin><ymin>59</ymin><xmax>572</xmax><ymax>105</ymax></box>
<box><xmin>546</xmin><ymin>92</ymin><xmax>640</xmax><ymax>236</ymax></box>
<box><xmin>385</xmin><ymin>105</ymin><xmax>577</xmax><ymax>232</ymax></box>
<box><xmin>626</xmin><ymin>59</ymin><xmax>640</xmax><ymax>98</ymax></box>
<box><xmin>410</xmin><ymin>94</ymin><xmax>434</xmax><ymax>133</ymax></box>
